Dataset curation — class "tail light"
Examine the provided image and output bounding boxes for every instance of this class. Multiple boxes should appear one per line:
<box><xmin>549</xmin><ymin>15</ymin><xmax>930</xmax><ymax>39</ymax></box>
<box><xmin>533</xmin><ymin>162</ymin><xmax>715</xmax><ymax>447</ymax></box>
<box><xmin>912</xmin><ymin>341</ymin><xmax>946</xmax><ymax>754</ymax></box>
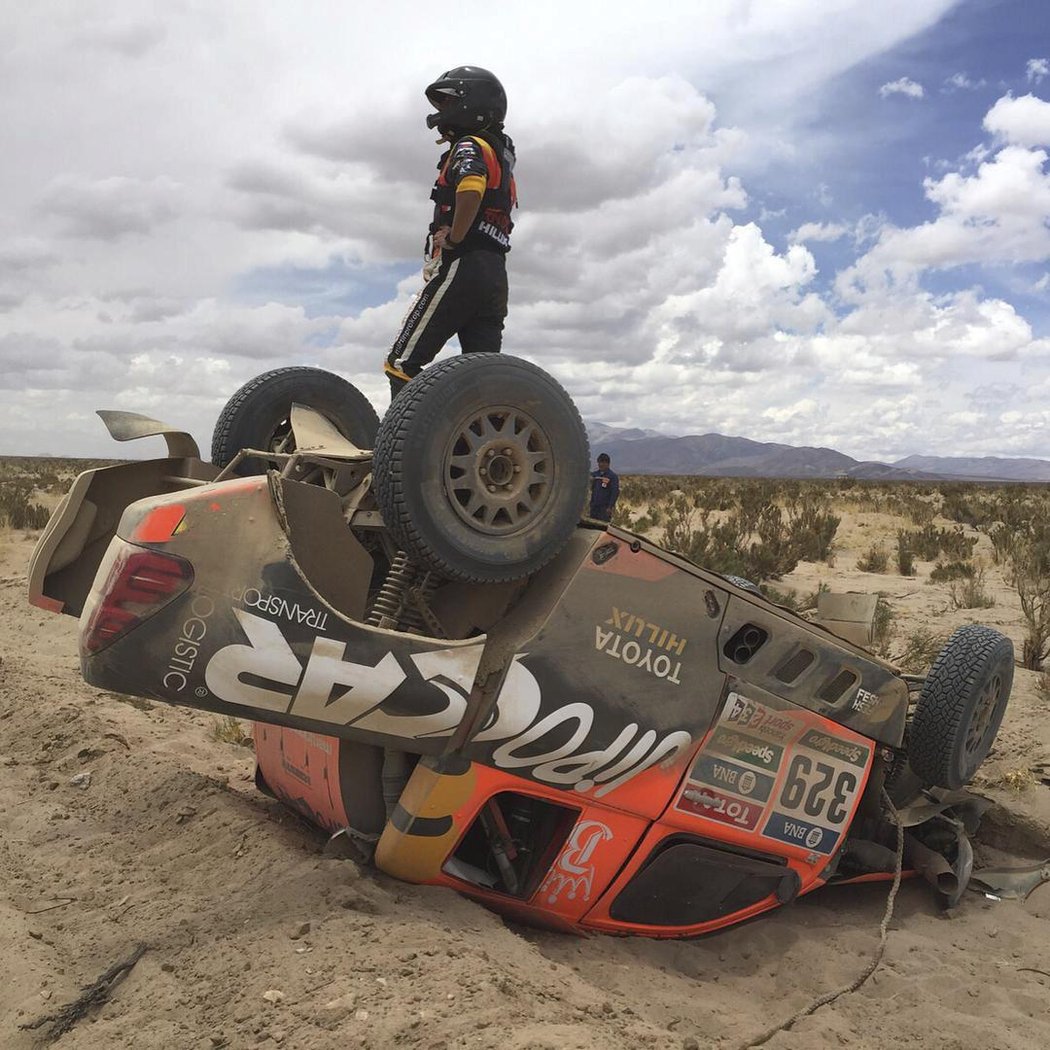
<box><xmin>82</xmin><ymin>543</ymin><xmax>193</xmax><ymax>655</ymax></box>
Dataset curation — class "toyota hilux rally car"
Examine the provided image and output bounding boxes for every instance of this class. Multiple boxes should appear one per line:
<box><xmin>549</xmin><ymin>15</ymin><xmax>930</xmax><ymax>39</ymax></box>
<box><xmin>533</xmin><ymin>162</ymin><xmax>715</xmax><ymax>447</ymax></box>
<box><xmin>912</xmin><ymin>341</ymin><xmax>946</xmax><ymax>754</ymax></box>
<box><xmin>28</xmin><ymin>355</ymin><xmax>1015</xmax><ymax>937</ymax></box>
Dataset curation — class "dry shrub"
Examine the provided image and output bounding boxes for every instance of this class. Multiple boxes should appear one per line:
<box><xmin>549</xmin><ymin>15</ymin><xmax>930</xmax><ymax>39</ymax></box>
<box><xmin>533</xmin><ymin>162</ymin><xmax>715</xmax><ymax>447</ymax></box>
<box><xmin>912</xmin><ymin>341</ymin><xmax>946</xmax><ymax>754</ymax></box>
<box><xmin>871</xmin><ymin>596</ymin><xmax>895</xmax><ymax>657</ymax></box>
<box><xmin>895</xmin><ymin>531</ymin><xmax>916</xmax><ymax>576</ymax></box>
<box><xmin>929</xmin><ymin>560</ymin><xmax>974</xmax><ymax>582</ymax></box>
<box><xmin>1006</xmin><ymin>526</ymin><xmax>1050</xmax><ymax>670</ymax></box>
<box><xmin>949</xmin><ymin>561</ymin><xmax>994</xmax><ymax>610</ymax></box>
<box><xmin>210</xmin><ymin>716</ymin><xmax>254</xmax><ymax>748</ymax></box>
<box><xmin>857</xmin><ymin>542</ymin><xmax>889</xmax><ymax>573</ymax></box>
<box><xmin>895</xmin><ymin>627</ymin><xmax>948</xmax><ymax>673</ymax></box>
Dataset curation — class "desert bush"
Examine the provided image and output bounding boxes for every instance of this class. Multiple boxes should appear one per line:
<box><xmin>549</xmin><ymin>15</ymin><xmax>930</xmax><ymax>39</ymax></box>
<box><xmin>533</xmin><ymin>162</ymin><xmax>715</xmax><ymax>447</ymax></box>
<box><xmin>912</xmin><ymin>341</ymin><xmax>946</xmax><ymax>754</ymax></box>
<box><xmin>871</xmin><ymin>597</ymin><xmax>895</xmax><ymax>657</ymax></box>
<box><xmin>929</xmin><ymin>560</ymin><xmax>975</xmax><ymax>582</ymax></box>
<box><xmin>210</xmin><ymin>715</ymin><xmax>253</xmax><ymax>747</ymax></box>
<box><xmin>895</xmin><ymin>627</ymin><xmax>949</xmax><ymax>674</ymax></box>
<box><xmin>1036</xmin><ymin>671</ymin><xmax>1050</xmax><ymax>704</ymax></box>
<box><xmin>0</xmin><ymin>480</ymin><xmax>50</xmax><ymax>530</ymax></box>
<box><xmin>948</xmin><ymin>562</ymin><xmax>994</xmax><ymax>610</ymax></box>
<box><xmin>988</xmin><ymin>523</ymin><xmax>1015</xmax><ymax>565</ymax></box>
<box><xmin>857</xmin><ymin>543</ymin><xmax>889</xmax><ymax>573</ymax></box>
<box><xmin>895</xmin><ymin>530</ymin><xmax>916</xmax><ymax>576</ymax></box>
<box><xmin>787</xmin><ymin>493</ymin><xmax>840</xmax><ymax>562</ymax></box>
<box><xmin>1008</xmin><ymin>534</ymin><xmax>1050</xmax><ymax>670</ymax></box>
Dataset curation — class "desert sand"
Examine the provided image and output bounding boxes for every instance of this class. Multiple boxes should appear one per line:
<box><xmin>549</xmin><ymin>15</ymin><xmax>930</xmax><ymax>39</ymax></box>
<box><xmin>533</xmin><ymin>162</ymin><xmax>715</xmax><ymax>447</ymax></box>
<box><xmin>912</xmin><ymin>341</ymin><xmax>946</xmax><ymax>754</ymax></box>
<box><xmin>2</xmin><ymin>506</ymin><xmax>1050</xmax><ymax>1050</ymax></box>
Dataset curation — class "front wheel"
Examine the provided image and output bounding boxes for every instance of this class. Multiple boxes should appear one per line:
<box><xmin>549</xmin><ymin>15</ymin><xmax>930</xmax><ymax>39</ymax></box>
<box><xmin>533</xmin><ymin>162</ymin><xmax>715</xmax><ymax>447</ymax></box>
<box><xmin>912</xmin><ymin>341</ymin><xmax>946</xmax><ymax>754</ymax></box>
<box><xmin>907</xmin><ymin>625</ymin><xmax>1014</xmax><ymax>790</ymax></box>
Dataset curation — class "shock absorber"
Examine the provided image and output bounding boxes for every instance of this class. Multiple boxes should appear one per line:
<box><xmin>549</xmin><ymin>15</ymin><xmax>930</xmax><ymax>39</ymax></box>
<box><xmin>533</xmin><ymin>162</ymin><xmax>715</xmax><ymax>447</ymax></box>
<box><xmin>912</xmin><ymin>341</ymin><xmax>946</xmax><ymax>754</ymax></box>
<box><xmin>366</xmin><ymin>551</ymin><xmax>417</xmax><ymax>629</ymax></box>
<box><xmin>400</xmin><ymin>570</ymin><xmax>440</xmax><ymax>634</ymax></box>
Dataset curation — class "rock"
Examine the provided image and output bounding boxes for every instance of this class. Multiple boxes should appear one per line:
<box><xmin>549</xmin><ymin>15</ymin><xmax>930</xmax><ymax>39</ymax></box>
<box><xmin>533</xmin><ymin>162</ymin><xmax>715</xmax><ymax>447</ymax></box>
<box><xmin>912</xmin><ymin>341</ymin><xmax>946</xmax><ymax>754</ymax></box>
<box><xmin>161</xmin><ymin>962</ymin><xmax>176</xmax><ymax>973</ymax></box>
<box><xmin>261</xmin><ymin>990</ymin><xmax>284</xmax><ymax>1005</ymax></box>
<box><xmin>69</xmin><ymin>772</ymin><xmax>91</xmax><ymax>789</ymax></box>
<box><xmin>354</xmin><ymin>1009</ymin><xmax>369</xmax><ymax>1021</ymax></box>
<box><xmin>289</xmin><ymin>922</ymin><xmax>311</xmax><ymax>940</ymax></box>
<box><xmin>683</xmin><ymin>1038</ymin><xmax>701</xmax><ymax>1050</ymax></box>
<box><xmin>28</xmin><ymin>930</ymin><xmax>43</xmax><ymax>940</ymax></box>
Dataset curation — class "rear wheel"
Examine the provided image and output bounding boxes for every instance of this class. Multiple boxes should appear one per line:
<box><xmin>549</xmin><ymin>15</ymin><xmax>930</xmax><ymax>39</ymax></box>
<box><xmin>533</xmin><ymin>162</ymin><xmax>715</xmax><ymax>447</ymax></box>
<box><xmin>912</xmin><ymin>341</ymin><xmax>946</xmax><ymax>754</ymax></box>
<box><xmin>908</xmin><ymin>625</ymin><xmax>1014</xmax><ymax>790</ymax></box>
<box><xmin>372</xmin><ymin>354</ymin><xmax>589</xmax><ymax>582</ymax></box>
<box><xmin>211</xmin><ymin>367</ymin><xmax>380</xmax><ymax>474</ymax></box>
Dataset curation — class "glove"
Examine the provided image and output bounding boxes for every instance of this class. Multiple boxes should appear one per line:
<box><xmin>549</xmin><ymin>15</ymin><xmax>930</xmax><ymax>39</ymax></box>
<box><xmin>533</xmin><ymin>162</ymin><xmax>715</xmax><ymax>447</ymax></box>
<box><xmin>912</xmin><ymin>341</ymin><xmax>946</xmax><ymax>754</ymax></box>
<box><xmin>422</xmin><ymin>250</ymin><xmax>442</xmax><ymax>283</ymax></box>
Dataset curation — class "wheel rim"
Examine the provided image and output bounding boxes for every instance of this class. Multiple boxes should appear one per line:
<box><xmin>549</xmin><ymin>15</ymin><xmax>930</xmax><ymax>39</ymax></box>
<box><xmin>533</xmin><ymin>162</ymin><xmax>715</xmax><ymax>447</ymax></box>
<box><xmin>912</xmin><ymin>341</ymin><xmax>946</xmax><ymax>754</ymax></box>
<box><xmin>965</xmin><ymin>672</ymin><xmax>1003</xmax><ymax>758</ymax></box>
<box><xmin>265</xmin><ymin>416</ymin><xmax>295</xmax><ymax>455</ymax></box>
<box><xmin>443</xmin><ymin>405</ymin><xmax>554</xmax><ymax>536</ymax></box>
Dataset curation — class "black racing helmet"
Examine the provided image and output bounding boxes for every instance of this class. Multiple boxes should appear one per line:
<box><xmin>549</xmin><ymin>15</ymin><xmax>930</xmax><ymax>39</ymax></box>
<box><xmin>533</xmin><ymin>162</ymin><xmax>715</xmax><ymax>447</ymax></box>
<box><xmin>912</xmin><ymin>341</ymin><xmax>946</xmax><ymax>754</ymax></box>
<box><xmin>425</xmin><ymin>66</ymin><xmax>507</xmax><ymax>136</ymax></box>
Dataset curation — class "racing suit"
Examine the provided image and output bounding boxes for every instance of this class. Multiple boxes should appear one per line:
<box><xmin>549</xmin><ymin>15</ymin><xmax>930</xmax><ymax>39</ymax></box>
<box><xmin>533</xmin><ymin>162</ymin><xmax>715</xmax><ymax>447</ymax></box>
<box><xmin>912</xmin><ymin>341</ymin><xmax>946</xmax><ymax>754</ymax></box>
<box><xmin>385</xmin><ymin>129</ymin><xmax>516</xmax><ymax>396</ymax></box>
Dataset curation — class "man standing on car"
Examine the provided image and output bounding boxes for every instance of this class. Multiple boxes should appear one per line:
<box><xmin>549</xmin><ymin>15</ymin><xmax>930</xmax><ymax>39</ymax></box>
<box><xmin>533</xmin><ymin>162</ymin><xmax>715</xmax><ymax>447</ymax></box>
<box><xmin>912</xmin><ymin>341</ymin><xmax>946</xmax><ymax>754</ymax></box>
<box><xmin>589</xmin><ymin>453</ymin><xmax>620</xmax><ymax>522</ymax></box>
<box><xmin>384</xmin><ymin>66</ymin><xmax>517</xmax><ymax>398</ymax></box>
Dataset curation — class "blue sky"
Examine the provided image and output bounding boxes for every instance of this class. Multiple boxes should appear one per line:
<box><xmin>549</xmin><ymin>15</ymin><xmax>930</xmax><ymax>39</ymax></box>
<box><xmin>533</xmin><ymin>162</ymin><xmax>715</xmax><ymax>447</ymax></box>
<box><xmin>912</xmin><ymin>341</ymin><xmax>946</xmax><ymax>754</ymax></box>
<box><xmin>0</xmin><ymin>1</ymin><xmax>1048</xmax><ymax>461</ymax></box>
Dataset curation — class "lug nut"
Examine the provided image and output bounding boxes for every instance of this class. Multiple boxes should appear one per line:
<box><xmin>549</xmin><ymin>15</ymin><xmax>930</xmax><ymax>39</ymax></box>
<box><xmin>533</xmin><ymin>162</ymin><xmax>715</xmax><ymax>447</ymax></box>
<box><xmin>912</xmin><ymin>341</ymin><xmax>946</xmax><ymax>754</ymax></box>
<box><xmin>485</xmin><ymin>449</ymin><xmax>495</xmax><ymax>457</ymax></box>
<box><xmin>480</xmin><ymin>467</ymin><xmax>487</xmax><ymax>476</ymax></box>
<box><xmin>487</xmin><ymin>484</ymin><xmax>496</xmax><ymax>492</ymax></box>
<box><xmin>513</xmin><ymin>465</ymin><xmax>521</xmax><ymax>473</ymax></box>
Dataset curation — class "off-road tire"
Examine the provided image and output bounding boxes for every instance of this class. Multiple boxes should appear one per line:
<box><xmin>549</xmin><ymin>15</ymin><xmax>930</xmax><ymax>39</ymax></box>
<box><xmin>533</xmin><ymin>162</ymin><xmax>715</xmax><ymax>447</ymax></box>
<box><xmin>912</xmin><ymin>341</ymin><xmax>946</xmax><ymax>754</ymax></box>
<box><xmin>372</xmin><ymin>354</ymin><xmax>589</xmax><ymax>583</ymax></box>
<box><xmin>908</xmin><ymin>625</ymin><xmax>1014</xmax><ymax>790</ymax></box>
<box><xmin>211</xmin><ymin>367</ymin><xmax>380</xmax><ymax>474</ymax></box>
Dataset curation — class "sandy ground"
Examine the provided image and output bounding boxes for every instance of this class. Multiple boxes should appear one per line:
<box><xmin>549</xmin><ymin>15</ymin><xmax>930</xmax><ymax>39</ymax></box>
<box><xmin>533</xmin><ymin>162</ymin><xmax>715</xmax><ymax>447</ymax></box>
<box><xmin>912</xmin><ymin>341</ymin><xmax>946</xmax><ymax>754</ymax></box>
<box><xmin>2</xmin><ymin>515</ymin><xmax>1050</xmax><ymax>1050</ymax></box>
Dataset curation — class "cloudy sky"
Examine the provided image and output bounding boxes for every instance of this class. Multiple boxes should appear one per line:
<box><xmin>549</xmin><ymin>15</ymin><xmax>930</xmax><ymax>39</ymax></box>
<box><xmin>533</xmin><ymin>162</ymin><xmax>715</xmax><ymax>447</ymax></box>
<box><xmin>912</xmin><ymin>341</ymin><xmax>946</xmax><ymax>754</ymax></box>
<box><xmin>2</xmin><ymin>0</ymin><xmax>1049</xmax><ymax>462</ymax></box>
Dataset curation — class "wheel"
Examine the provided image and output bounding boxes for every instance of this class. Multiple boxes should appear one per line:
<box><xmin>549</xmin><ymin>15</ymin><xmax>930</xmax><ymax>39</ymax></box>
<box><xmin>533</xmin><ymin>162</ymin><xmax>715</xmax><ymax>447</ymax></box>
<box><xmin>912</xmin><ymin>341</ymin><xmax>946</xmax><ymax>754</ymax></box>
<box><xmin>211</xmin><ymin>367</ymin><xmax>380</xmax><ymax>474</ymax></box>
<box><xmin>372</xmin><ymin>354</ymin><xmax>589</xmax><ymax>583</ymax></box>
<box><xmin>723</xmin><ymin>574</ymin><xmax>764</xmax><ymax>597</ymax></box>
<box><xmin>908</xmin><ymin>625</ymin><xmax>1014</xmax><ymax>790</ymax></box>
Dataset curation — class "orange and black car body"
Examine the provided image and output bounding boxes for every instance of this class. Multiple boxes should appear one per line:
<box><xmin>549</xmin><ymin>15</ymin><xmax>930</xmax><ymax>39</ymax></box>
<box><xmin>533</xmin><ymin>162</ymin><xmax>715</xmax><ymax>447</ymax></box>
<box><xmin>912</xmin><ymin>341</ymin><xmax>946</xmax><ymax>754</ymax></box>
<box><xmin>30</xmin><ymin>460</ymin><xmax>909</xmax><ymax>939</ymax></box>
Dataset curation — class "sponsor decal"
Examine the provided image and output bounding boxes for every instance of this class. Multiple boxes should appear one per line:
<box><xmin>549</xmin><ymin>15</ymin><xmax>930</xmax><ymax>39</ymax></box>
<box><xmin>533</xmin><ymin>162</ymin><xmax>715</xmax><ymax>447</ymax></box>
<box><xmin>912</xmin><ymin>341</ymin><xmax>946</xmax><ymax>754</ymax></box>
<box><xmin>234</xmin><ymin>587</ymin><xmax>329</xmax><ymax>632</ymax></box>
<box><xmin>163</xmin><ymin>594</ymin><xmax>215</xmax><ymax>693</ymax></box>
<box><xmin>851</xmin><ymin>686</ymin><xmax>881</xmax><ymax>713</ymax></box>
<box><xmin>604</xmin><ymin>607</ymin><xmax>688</xmax><ymax>654</ymax></box>
<box><xmin>798</xmin><ymin>729</ymin><xmax>870</xmax><ymax>768</ymax></box>
<box><xmin>771</xmin><ymin>752</ymin><xmax>861</xmax><ymax>829</ymax></box>
<box><xmin>705</xmin><ymin>727</ymin><xmax>784</xmax><ymax>772</ymax></box>
<box><xmin>723</xmin><ymin>693</ymin><xmax>801</xmax><ymax>743</ymax></box>
<box><xmin>761</xmin><ymin>811</ymin><xmax>834</xmax><ymax>854</ymax></box>
<box><xmin>678</xmin><ymin>785</ymin><xmax>763</xmax><ymax>831</ymax></box>
<box><xmin>594</xmin><ymin>626</ymin><xmax>682</xmax><ymax>684</ymax></box>
<box><xmin>204</xmin><ymin>611</ymin><xmax>692</xmax><ymax>798</ymax></box>
<box><xmin>689</xmin><ymin>754</ymin><xmax>774</xmax><ymax>803</ymax></box>
<box><xmin>539</xmin><ymin>820</ymin><xmax>613</xmax><ymax>905</ymax></box>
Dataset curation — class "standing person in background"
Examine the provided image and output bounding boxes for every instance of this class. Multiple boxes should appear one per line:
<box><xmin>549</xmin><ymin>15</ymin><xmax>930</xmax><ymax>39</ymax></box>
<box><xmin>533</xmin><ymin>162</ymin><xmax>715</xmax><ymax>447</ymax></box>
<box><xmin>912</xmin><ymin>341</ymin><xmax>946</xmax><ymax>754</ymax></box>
<box><xmin>384</xmin><ymin>65</ymin><xmax>517</xmax><ymax>398</ymax></box>
<box><xmin>589</xmin><ymin>453</ymin><xmax>620</xmax><ymax>522</ymax></box>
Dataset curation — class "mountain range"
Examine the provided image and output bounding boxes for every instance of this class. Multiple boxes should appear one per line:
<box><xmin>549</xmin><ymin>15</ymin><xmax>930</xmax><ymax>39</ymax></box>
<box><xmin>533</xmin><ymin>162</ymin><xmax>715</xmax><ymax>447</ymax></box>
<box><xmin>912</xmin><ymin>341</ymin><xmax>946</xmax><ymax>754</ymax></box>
<box><xmin>585</xmin><ymin>423</ymin><xmax>1050</xmax><ymax>482</ymax></box>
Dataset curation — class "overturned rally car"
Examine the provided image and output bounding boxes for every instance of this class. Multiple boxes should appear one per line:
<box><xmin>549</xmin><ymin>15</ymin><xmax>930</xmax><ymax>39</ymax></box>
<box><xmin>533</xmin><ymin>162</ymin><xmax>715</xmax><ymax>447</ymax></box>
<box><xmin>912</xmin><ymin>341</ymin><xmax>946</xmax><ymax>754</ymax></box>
<box><xmin>29</xmin><ymin>354</ymin><xmax>1015</xmax><ymax>937</ymax></box>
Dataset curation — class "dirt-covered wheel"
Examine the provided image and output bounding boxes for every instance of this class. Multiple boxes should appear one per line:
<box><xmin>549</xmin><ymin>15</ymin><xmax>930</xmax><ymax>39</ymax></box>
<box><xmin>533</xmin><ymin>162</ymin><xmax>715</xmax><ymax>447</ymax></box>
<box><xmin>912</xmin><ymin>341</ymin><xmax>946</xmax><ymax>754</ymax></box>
<box><xmin>211</xmin><ymin>367</ymin><xmax>380</xmax><ymax>475</ymax></box>
<box><xmin>372</xmin><ymin>354</ymin><xmax>589</xmax><ymax>583</ymax></box>
<box><xmin>908</xmin><ymin>625</ymin><xmax>1014</xmax><ymax>790</ymax></box>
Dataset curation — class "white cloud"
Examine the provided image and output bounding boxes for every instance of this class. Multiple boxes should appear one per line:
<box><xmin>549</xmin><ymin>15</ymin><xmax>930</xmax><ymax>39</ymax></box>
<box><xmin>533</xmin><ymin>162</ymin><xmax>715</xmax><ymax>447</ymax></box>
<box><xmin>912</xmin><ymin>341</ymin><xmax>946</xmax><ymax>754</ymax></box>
<box><xmin>3</xmin><ymin>1</ymin><xmax>1049</xmax><ymax>463</ymax></box>
<box><xmin>840</xmin><ymin>103</ymin><xmax>1050</xmax><ymax>293</ymax></box>
<box><xmin>1028</xmin><ymin>58</ymin><xmax>1049</xmax><ymax>85</ymax></box>
<box><xmin>983</xmin><ymin>93</ymin><xmax>1050</xmax><ymax>148</ymax></box>
<box><xmin>37</xmin><ymin>175</ymin><xmax>181</xmax><ymax>241</ymax></box>
<box><xmin>943</xmin><ymin>72</ymin><xmax>986</xmax><ymax>92</ymax></box>
<box><xmin>789</xmin><ymin>221</ymin><xmax>849</xmax><ymax>244</ymax></box>
<box><xmin>879</xmin><ymin>77</ymin><xmax>925</xmax><ymax>100</ymax></box>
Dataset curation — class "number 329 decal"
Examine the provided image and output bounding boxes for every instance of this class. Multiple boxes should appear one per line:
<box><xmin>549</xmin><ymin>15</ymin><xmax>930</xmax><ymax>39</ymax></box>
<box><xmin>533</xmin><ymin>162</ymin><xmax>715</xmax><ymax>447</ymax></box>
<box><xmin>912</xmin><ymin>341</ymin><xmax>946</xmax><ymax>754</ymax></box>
<box><xmin>778</xmin><ymin>754</ymin><xmax>858</xmax><ymax>826</ymax></box>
